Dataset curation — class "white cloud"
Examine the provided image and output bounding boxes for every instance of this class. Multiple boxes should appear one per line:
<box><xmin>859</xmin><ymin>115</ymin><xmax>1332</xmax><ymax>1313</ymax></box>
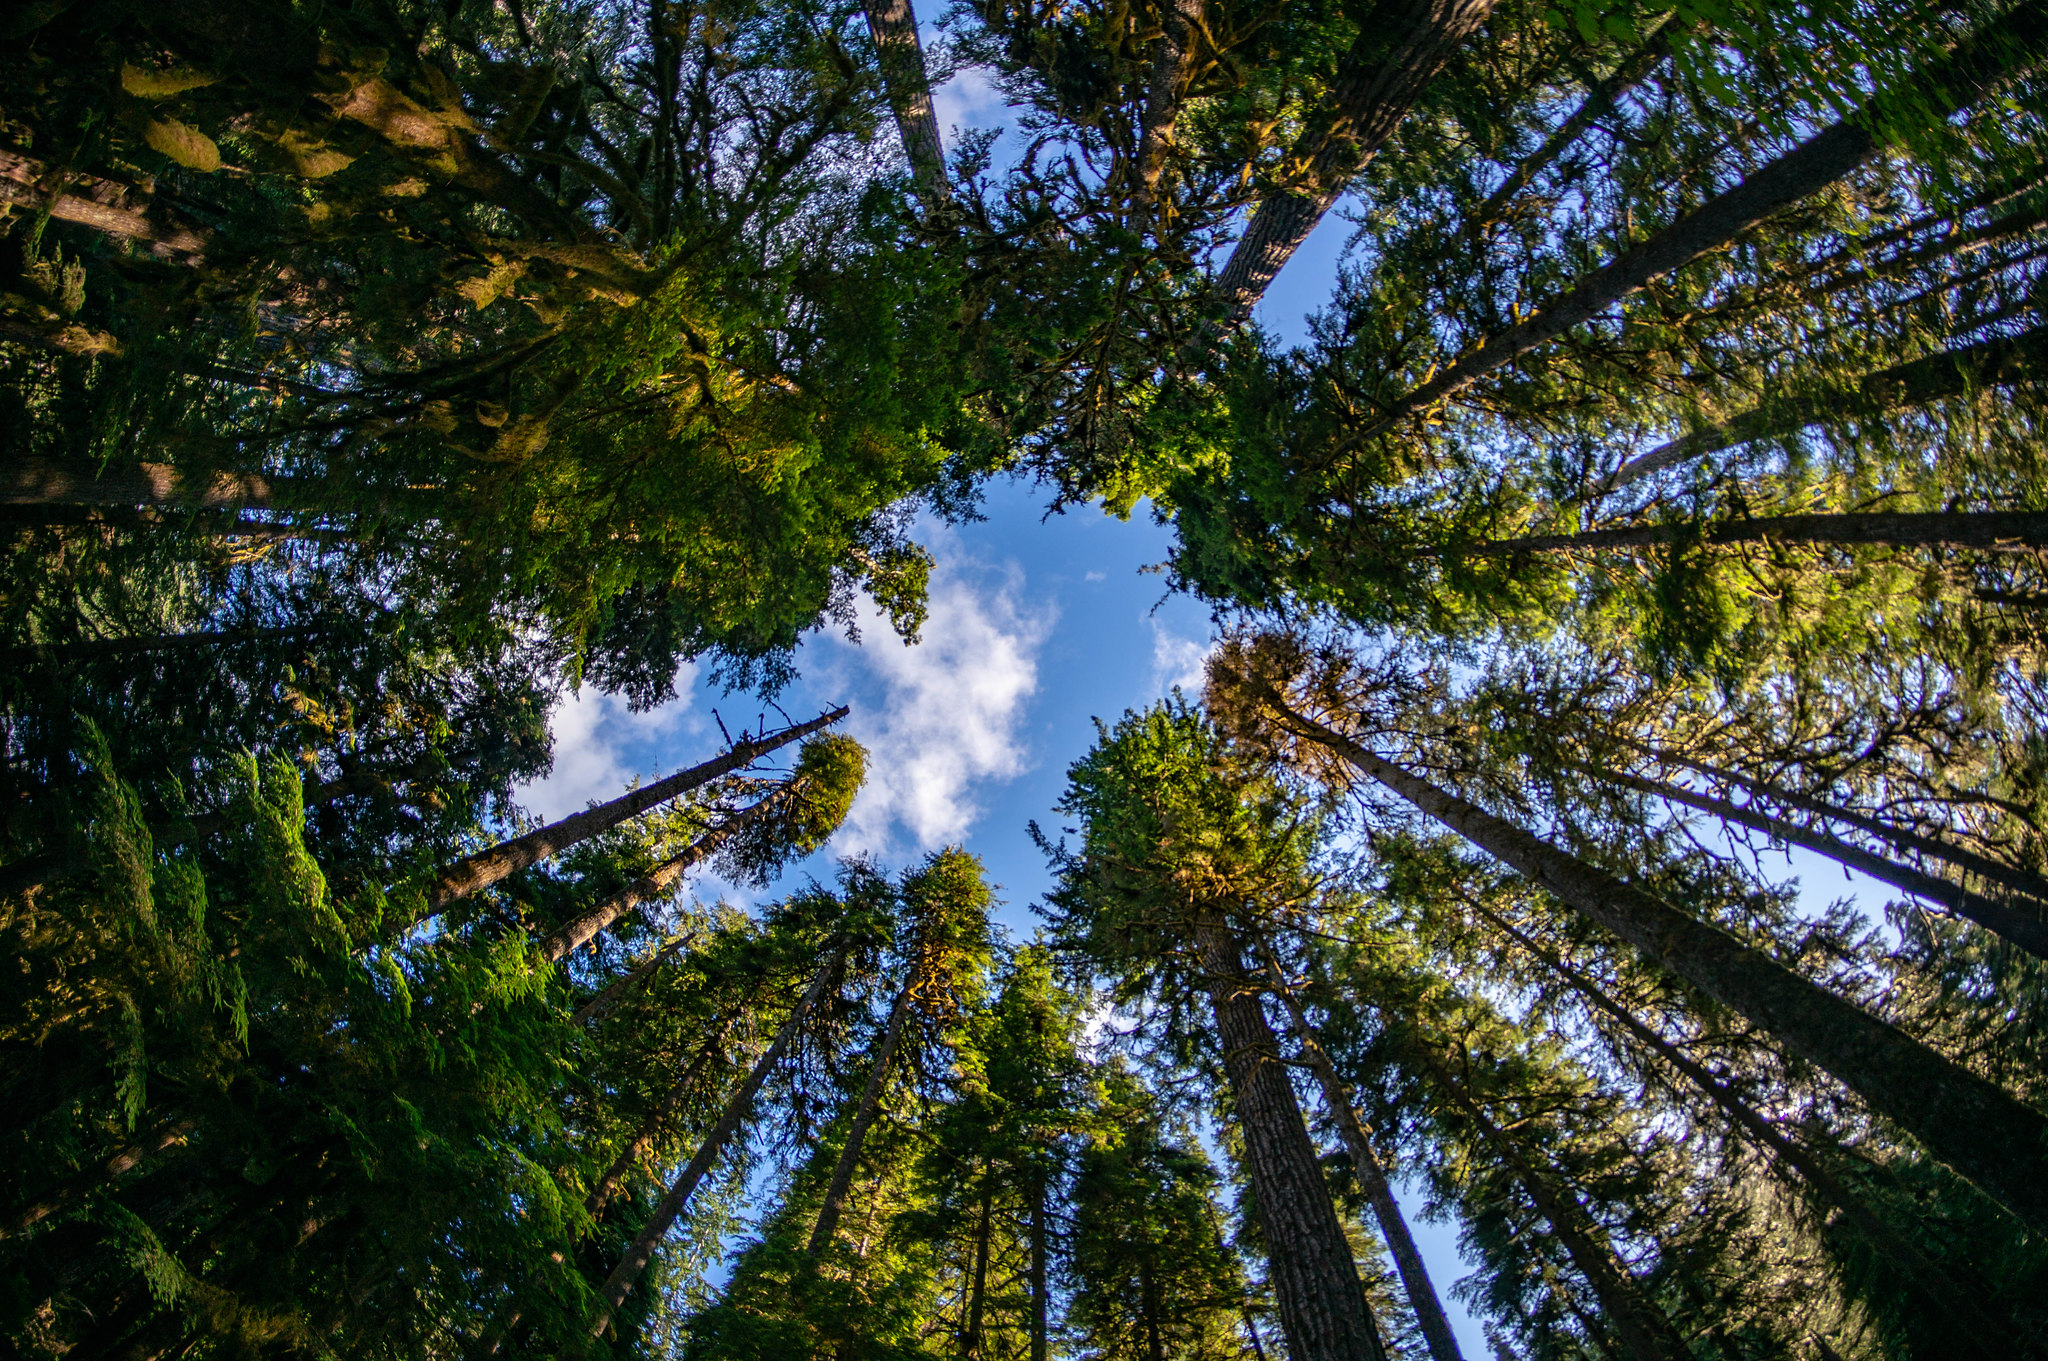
<box><xmin>1148</xmin><ymin>618</ymin><xmax>1214</xmax><ymax>697</ymax></box>
<box><xmin>824</xmin><ymin>547</ymin><xmax>1053</xmax><ymax>856</ymax></box>
<box><xmin>1084</xmin><ymin>570</ymin><xmax>1107</xmax><ymax>582</ymax></box>
<box><xmin>932</xmin><ymin>65</ymin><xmax>1007</xmax><ymax>137</ymax></box>
<box><xmin>519</xmin><ymin>663</ymin><xmax>706</xmax><ymax>822</ymax></box>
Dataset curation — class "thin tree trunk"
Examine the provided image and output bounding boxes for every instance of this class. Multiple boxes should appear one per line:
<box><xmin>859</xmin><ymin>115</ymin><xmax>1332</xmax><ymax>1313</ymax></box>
<box><xmin>571</xmin><ymin>931</ymin><xmax>701</xmax><ymax>1027</ymax></box>
<box><xmin>585</xmin><ymin>942</ymin><xmax>846</xmax><ymax>1339</ymax></box>
<box><xmin>1029</xmin><ymin>1167</ymin><xmax>1050</xmax><ymax>1361</ymax></box>
<box><xmin>1136</xmin><ymin>0</ymin><xmax>1205</xmax><ymax>192</ymax></box>
<box><xmin>1586</xmin><ymin>762</ymin><xmax>2048</xmax><ymax>960</ymax></box>
<box><xmin>1214</xmin><ymin>0</ymin><xmax>1500</xmax><ymax>315</ymax></box>
<box><xmin>5</xmin><ymin>460</ymin><xmax>281</xmax><ymax>510</ymax></box>
<box><xmin>1423</xmin><ymin>1051</ymin><xmax>1690</xmax><ymax>1361</ymax></box>
<box><xmin>1253</xmin><ymin>945</ymin><xmax>1467</xmax><ymax>1361</ymax></box>
<box><xmin>1262</xmin><ymin>697</ymin><xmax>2048</xmax><ymax>1232</ymax></box>
<box><xmin>1460</xmin><ymin>509</ymin><xmax>2048</xmax><ymax>559</ymax></box>
<box><xmin>1472</xmin><ymin>900</ymin><xmax>2013</xmax><ymax>1358</ymax></box>
<box><xmin>807</xmin><ymin>982</ymin><xmax>915</xmax><ymax>1255</ymax></box>
<box><xmin>425</xmin><ymin>707</ymin><xmax>844</xmax><ymax>912</ymax></box>
<box><xmin>3</xmin><ymin>1120</ymin><xmax>195</xmax><ymax>1238</ymax></box>
<box><xmin>1140</xmin><ymin>1254</ymin><xmax>1167</xmax><ymax>1361</ymax></box>
<box><xmin>1636</xmin><ymin>745</ymin><xmax>2048</xmax><ymax>909</ymax></box>
<box><xmin>0</xmin><ymin>148</ymin><xmax>208</xmax><ymax>260</ymax></box>
<box><xmin>1602</xmin><ymin>324</ymin><xmax>2048</xmax><ymax>488</ymax></box>
<box><xmin>1355</xmin><ymin>1</ymin><xmax>2048</xmax><ymax>440</ymax></box>
<box><xmin>1191</xmin><ymin>912</ymin><xmax>1389</xmax><ymax>1361</ymax></box>
<box><xmin>964</xmin><ymin>1176</ymin><xmax>994</xmax><ymax>1359</ymax></box>
<box><xmin>1</xmin><ymin>626</ymin><xmax>319</xmax><ymax>668</ymax></box>
<box><xmin>861</xmin><ymin>0</ymin><xmax>949</xmax><ymax>205</ymax></box>
<box><xmin>1472</xmin><ymin>13</ymin><xmax>1682</xmax><ymax>232</ymax></box>
<box><xmin>537</xmin><ymin>786</ymin><xmax>793</xmax><ymax>962</ymax></box>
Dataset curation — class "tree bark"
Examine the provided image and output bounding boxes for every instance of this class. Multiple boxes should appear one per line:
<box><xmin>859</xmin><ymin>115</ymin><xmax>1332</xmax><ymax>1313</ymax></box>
<box><xmin>571</xmin><ymin>931</ymin><xmax>701</xmax><ymax>1027</ymax></box>
<box><xmin>1140</xmin><ymin>1253</ymin><xmax>1167</xmax><ymax>1361</ymax></box>
<box><xmin>1473</xmin><ymin>900</ymin><xmax>2013</xmax><ymax>1359</ymax></box>
<box><xmin>4</xmin><ymin>460</ymin><xmax>281</xmax><ymax>511</ymax></box>
<box><xmin>425</xmin><ymin>707</ymin><xmax>844</xmax><ymax>912</ymax></box>
<box><xmin>1136</xmin><ymin>0</ymin><xmax>1205</xmax><ymax>192</ymax></box>
<box><xmin>0</xmin><ymin>149</ymin><xmax>207</xmax><ymax>260</ymax></box>
<box><xmin>1253</xmin><ymin>945</ymin><xmax>1467</xmax><ymax>1361</ymax></box>
<box><xmin>1029</xmin><ymin>1166</ymin><xmax>1050</xmax><ymax>1361</ymax></box>
<box><xmin>585</xmin><ymin>942</ymin><xmax>846</xmax><ymax>1339</ymax></box>
<box><xmin>807</xmin><ymin>980</ymin><xmax>914</xmax><ymax>1255</ymax></box>
<box><xmin>1192</xmin><ymin>913</ymin><xmax>1389</xmax><ymax>1361</ymax></box>
<box><xmin>1</xmin><ymin>626</ymin><xmax>319</xmax><ymax>668</ymax></box>
<box><xmin>1587</xmin><ymin>762</ymin><xmax>2048</xmax><ymax>960</ymax></box>
<box><xmin>861</xmin><ymin>0</ymin><xmax>949</xmax><ymax>206</ymax></box>
<box><xmin>1356</xmin><ymin>1</ymin><xmax>2048</xmax><ymax>440</ymax></box>
<box><xmin>2</xmin><ymin>1119</ymin><xmax>195</xmax><ymax>1238</ymax></box>
<box><xmin>1602</xmin><ymin>324</ymin><xmax>2048</xmax><ymax>488</ymax></box>
<box><xmin>1461</xmin><ymin>509</ymin><xmax>2048</xmax><ymax>559</ymax></box>
<box><xmin>536</xmin><ymin>787</ymin><xmax>791</xmax><ymax>962</ymax></box>
<box><xmin>1264</xmin><ymin>698</ymin><xmax>2048</xmax><ymax>1233</ymax></box>
<box><xmin>964</xmin><ymin>1175</ymin><xmax>994</xmax><ymax>1359</ymax></box>
<box><xmin>1423</xmin><ymin>1050</ymin><xmax>1690</xmax><ymax>1361</ymax></box>
<box><xmin>1214</xmin><ymin>0</ymin><xmax>1500</xmax><ymax>315</ymax></box>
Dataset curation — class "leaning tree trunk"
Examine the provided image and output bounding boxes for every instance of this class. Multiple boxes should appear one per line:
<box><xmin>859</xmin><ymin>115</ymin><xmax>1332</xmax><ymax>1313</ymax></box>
<box><xmin>1423</xmin><ymin>1049</ymin><xmax>1690</xmax><ymax>1361</ymax></box>
<box><xmin>584</xmin><ymin>942</ymin><xmax>847</xmax><ymax>1340</ymax></box>
<box><xmin>861</xmin><ymin>0</ymin><xmax>948</xmax><ymax>206</ymax></box>
<box><xmin>425</xmin><ymin>707</ymin><xmax>845</xmax><ymax>914</ymax></box>
<box><xmin>806</xmin><ymin>978</ymin><xmax>916</xmax><ymax>1255</ymax></box>
<box><xmin>1462</xmin><ymin>509</ymin><xmax>2048</xmax><ymax>562</ymax></box>
<box><xmin>1253</xmin><ymin>944</ymin><xmax>1467</xmax><ymax>1361</ymax></box>
<box><xmin>1192</xmin><ymin>913</ymin><xmax>1389</xmax><ymax>1361</ymax></box>
<box><xmin>1584</xmin><ymin>762</ymin><xmax>2048</xmax><ymax>960</ymax></box>
<box><xmin>1602</xmin><ymin>323</ymin><xmax>2048</xmax><ymax>488</ymax></box>
<box><xmin>1474</xmin><ymin>901</ymin><xmax>2013</xmax><ymax>1359</ymax></box>
<box><xmin>1214</xmin><ymin>0</ymin><xmax>1499</xmax><ymax>315</ymax></box>
<box><xmin>571</xmin><ymin>931</ymin><xmax>701</xmax><ymax>1027</ymax></box>
<box><xmin>1263</xmin><ymin>698</ymin><xmax>2048</xmax><ymax>1233</ymax></box>
<box><xmin>1358</xmin><ymin>1</ymin><xmax>2048</xmax><ymax>439</ymax></box>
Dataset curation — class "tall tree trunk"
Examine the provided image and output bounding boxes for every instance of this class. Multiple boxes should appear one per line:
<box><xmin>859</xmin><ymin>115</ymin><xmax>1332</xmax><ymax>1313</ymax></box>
<box><xmin>1585</xmin><ymin>762</ymin><xmax>2048</xmax><ymax>960</ymax></box>
<box><xmin>585</xmin><ymin>942</ymin><xmax>846</xmax><ymax>1339</ymax></box>
<box><xmin>861</xmin><ymin>0</ymin><xmax>949</xmax><ymax>206</ymax></box>
<box><xmin>1140</xmin><ymin>1254</ymin><xmax>1167</xmax><ymax>1361</ymax></box>
<box><xmin>1</xmin><ymin>626</ymin><xmax>320</xmax><ymax>668</ymax></box>
<box><xmin>1602</xmin><ymin>323</ymin><xmax>2048</xmax><ymax>488</ymax></box>
<box><xmin>1634</xmin><ymin>745</ymin><xmax>2048</xmax><ymax>909</ymax></box>
<box><xmin>0</xmin><ymin>148</ymin><xmax>207</xmax><ymax>260</ymax></box>
<box><xmin>1261</xmin><ymin>697</ymin><xmax>2048</xmax><ymax>1233</ymax></box>
<box><xmin>425</xmin><ymin>707</ymin><xmax>844</xmax><ymax>913</ymax></box>
<box><xmin>5</xmin><ymin>460</ymin><xmax>282</xmax><ymax>511</ymax></box>
<box><xmin>571</xmin><ymin>931</ymin><xmax>701</xmax><ymax>1027</ymax></box>
<box><xmin>1136</xmin><ymin>0</ymin><xmax>1205</xmax><ymax>192</ymax></box>
<box><xmin>3</xmin><ymin>1119</ymin><xmax>195</xmax><ymax>1238</ymax></box>
<box><xmin>1472</xmin><ymin>900</ymin><xmax>2013</xmax><ymax>1358</ymax></box>
<box><xmin>807</xmin><ymin>982</ymin><xmax>915</xmax><ymax>1255</ymax></box>
<box><xmin>1214</xmin><ymin>0</ymin><xmax>1500</xmax><ymax>315</ymax></box>
<box><xmin>964</xmin><ymin>1176</ymin><xmax>994</xmax><ymax>1359</ymax></box>
<box><xmin>1422</xmin><ymin>1049</ymin><xmax>1690</xmax><ymax>1361</ymax></box>
<box><xmin>1253</xmin><ymin>944</ymin><xmax>1467</xmax><ymax>1361</ymax></box>
<box><xmin>1356</xmin><ymin>1</ymin><xmax>2048</xmax><ymax>440</ymax></box>
<box><xmin>1461</xmin><ymin>509</ymin><xmax>2048</xmax><ymax>561</ymax></box>
<box><xmin>1191</xmin><ymin>913</ymin><xmax>1390</xmax><ymax>1361</ymax></box>
<box><xmin>1029</xmin><ymin>1166</ymin><xmax>1050</xmax><ymax>1361</ymax></box>
<box><xmin>1471</xmin><ymin>13</ymin><xmax>1683</xmax><ymax>232</ymax></box>
<box><xmin>537</xmin><ymin>786</ymin><xmax>794</xmax><ymax>962</ymax></box>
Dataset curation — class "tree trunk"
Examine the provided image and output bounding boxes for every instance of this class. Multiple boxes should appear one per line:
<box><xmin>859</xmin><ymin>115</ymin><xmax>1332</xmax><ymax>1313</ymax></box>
<box><xmin>1423</xmin><ymin>1051</ymin><xmax>1690</xmax><ymax>1361</ymax></box>
<box><xmin>1214</xmin><ymin>0</ymin><xmax>1499</xmax><ymax>315</ymax></box>
<box><xmin>585</xmin><ymin>943</ymin><xmax>846</xmax><ymax>1339</ymax></box>
<box><xmin>1586</xmin><ymin>762</ymin><xmax>2048</xmax><ymax>960</ymax></box>
<box><xmin>1603</xmin><ymin>324</ymin><xmax>2048</xmax><ymax>488</ymax></box>
<box><xmin>1264</xmin><ymin>698</ymin><xmax>2048</xmax><ymax>1233</ymax></box>
<box><xmin>3</xmin><ymin>1119</ymin><xmax>195</xmax><ymax>1238</ymax></box>
<box><xmin>0</xmin><ymin>148</ymin><xmax>207</xmax><ymax>260</ymax></box>
<box><xmin>861</xmin><ymin>0</ymin><xmax>949</xmax><ymax>205</ymax></box>
<box><xmin>1140</xmin><ymin>1253</ymin><xmax>1167</xmax><ymax>1361</ymax></box>
<box><xmin>537</xmin><ymin>788</ymin><xmax>791</xmax><ymax>962</ymax></box>
<box><xmin>1</xmin><ymin>626</ymin><xmax>319</xmax><ymax>668</ymax></box>
<box><xmin>807</xmin><ymin>981</ymin><xmax>915</xmax><ymax>1255</ymax></box>
<box><xmin>1472</xmin><ymin>13</ymin><xmax>1682</xmax><ymax>232</ymax></box>
<box><xmin>571</xmin><ymin>931</ymin><xmax>702</xmax><ymax>1027</ymax></box>
<box><xmin>4</xmin><ymin>460</ymin><xmax>281</xmax><ymax>511</ymax></box>
<box><xmin>1638</xmin><ymin>746</ymin><xmax>2048</xmax><ymax>909</ymax></box>
<box><xmin>1029</xmin><ymin>1166</ymin><xmax>1050</xmax><ymax>1361</ymax></box>
<box><xmin>1253</xmin><ymin>945</ymin><xmax>1467</xmax><ymax>1361</ymax></box>
<box><xmin>964</xmin><ymin>1176</ymin><xmax>994</xmax><ymax>1359</ymax></box>
<box><xmin>425</xmin><ymin>707</ymin><xmax>844</xmax><ymax>913</ymax></box>
<box><xmin>1462</xmin><ymin>509</ymin><xmax>2048</xmax><ymax>561</ymax></box>
<box><xmin>1192</xmin><ymin>913</ymin><xmax>1389</xmax><ymax>1361</ymax></box>
<box><xmin>1357</xmin><ymin>1</ymin><xmax>2048</xmax><ymax>439</ymax></box>
<box><xmin>1136</xmin><ymin>0</ymin><xmax>1204</xmax><ymax>192</ymax></box>
<box><xmin>1473</xmin><ymin>901</ymin><xmax>2013</xmax><ymax>1359</ymax></box>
